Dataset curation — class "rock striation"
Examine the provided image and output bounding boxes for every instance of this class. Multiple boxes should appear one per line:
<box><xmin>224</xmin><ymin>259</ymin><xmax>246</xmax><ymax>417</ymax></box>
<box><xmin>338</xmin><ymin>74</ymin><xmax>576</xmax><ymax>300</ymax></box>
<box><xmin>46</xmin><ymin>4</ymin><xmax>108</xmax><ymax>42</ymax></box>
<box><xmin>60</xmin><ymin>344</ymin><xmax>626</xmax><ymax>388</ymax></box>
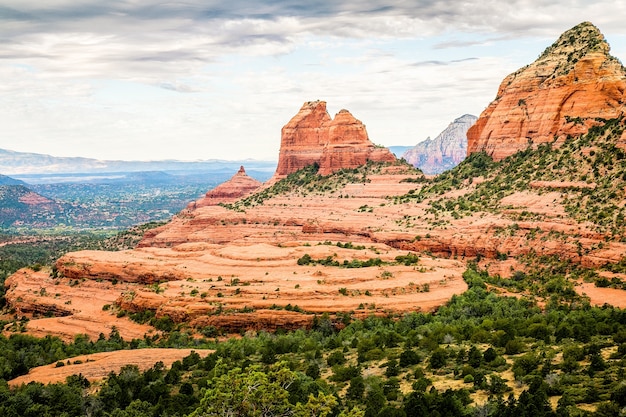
<box><xmin>272</xmin><ymin>101</ymin><xmax>396</xmax><ymax>179</ymax></box>
<box><xmin>403</xmin><ymin>114</ymin><xmax>477</xmax><ymax>174</ymax></box>
<box><xmin>467</xmin><ymin>22</ymin><xmax>626</xmax><ymax>161</ymax></box>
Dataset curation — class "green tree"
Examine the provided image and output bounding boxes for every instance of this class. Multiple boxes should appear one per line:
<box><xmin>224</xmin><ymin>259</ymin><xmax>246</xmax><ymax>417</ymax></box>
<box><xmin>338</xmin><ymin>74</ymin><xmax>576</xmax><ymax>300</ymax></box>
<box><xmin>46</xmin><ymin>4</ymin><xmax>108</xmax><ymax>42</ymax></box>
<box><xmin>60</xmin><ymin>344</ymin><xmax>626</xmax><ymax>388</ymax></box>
<box><xmin>338</xmin><ymin>407</ymin><xmax>366</xmax><ymax>417</ymax></box>
<box><xmin>189</xmin><ymin>361</ymin><xmax>336</xmax><ymax>417</ymax></box>
<box><xmin>364</xmin><ymin>385</ymin><xmax>386</xmax><ymax>417</ymax></box>
<box><xmin>306</xmin><ymin>362</ymin><xmax>321</xmax><ymax>380</ymax></box>
<box><xmin>399</xmin><ymin>349</ymin><xmax>421</xmax><ymax>367</ymax></box>
<box><xmin>294</xmin><ymin>392</ymin><xmax>337</xmax><ymax>417</ymax></box>
<box><xmin>346</xmin><ymin>376</ymin><xmax>365</xmax><ymax>401</ymax></box>
<box><xmin>467</xmin><ymin>346</ymin><xmax>482</xmax><ymax>368</ymax></box>
<box><xmin>430</xmin><ymin>348</ymin><xmax>448</xmax><ymax>369</ymax></box>
<box><xmin>483</xmin><ymin>347</ymin><xmax>497</xmax><ymax>363</ymax></box>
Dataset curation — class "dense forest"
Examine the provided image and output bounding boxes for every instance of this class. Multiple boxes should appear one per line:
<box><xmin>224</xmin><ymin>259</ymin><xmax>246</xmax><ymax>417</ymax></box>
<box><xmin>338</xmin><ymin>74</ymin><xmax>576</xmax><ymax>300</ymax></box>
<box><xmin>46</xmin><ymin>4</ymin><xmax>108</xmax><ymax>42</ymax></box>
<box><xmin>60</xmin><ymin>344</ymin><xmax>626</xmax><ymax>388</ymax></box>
<box><xmin>1</xmin><ymin>256</ymin><xmax>626</xmax><ymax>416</ymax></box>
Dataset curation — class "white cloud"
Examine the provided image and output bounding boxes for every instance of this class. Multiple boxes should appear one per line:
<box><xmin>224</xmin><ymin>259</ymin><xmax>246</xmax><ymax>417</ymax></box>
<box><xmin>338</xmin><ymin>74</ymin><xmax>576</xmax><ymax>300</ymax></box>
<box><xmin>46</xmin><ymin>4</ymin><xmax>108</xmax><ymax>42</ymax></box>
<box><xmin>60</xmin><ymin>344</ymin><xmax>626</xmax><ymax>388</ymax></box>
<box><xmin>0</xmin><ymin>0</ymin><xmax>624</xmax><ymax>161</ymax></box>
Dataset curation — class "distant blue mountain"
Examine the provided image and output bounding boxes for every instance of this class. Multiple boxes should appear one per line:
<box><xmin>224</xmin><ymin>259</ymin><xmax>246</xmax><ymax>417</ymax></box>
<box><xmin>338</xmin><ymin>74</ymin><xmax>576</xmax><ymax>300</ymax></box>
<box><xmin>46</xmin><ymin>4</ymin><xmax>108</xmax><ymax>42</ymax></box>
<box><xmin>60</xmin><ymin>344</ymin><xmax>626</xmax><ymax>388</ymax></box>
<box><xmin>0</xmin><ymin>174</ymin><xmax>26</xmax><ymax>186</ymax></box>
<box><xmin>402</xmin><ymin>114</ymin><xmax>477</xmax><ymax>174</ymax></box>
<box><xmin>0</xmin><ymin>148</ymin><xmax>277</xmax><ymax>176</ymax></box>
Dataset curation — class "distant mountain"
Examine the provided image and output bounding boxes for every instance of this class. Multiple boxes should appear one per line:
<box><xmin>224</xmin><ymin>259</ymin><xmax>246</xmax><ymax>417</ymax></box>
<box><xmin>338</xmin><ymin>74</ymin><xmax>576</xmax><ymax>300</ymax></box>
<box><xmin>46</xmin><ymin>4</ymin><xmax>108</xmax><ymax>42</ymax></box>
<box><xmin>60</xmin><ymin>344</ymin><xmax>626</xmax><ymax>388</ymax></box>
<box><xmin>0</xmin><ymin>174</ymin><xmax>26</xmax><ymax>186</ymax></box>
<box><xmin>0</xmin><ymin>184</ymin><xmax>64</xmax><ymax>228</ymax></box>
<box><xmin>0</xmin><ymin>148</ymin><xmax>276</xmax><ymax>175</ymax></box>
<box><xmin>0</xmin><ymin>164</ymin><xmax>274</xmax><ymax>230</ymax></box>
<box><xmin>402</xmin><ymin>114</ymin><xmax>477</xmax><ymax>174</ymax></box>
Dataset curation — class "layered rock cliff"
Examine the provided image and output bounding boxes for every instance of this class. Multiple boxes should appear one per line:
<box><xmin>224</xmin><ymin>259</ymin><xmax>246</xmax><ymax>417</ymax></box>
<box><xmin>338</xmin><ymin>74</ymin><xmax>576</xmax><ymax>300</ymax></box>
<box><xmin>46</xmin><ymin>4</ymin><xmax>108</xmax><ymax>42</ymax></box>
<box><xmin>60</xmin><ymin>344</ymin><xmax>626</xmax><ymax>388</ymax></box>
<box><xmin>403</xmin><ymin>114</ymin><xmax>477</xmax><ymax>174</ymax></box>
<box><xmin>467</xmin><ymin>22</ymin><xmax>626</xmax><ymax>161</ymax></box>
<box><xmin>272</xmin><ymin>101</ymin><xmax>396</xmax><ymax>179</ymax></box>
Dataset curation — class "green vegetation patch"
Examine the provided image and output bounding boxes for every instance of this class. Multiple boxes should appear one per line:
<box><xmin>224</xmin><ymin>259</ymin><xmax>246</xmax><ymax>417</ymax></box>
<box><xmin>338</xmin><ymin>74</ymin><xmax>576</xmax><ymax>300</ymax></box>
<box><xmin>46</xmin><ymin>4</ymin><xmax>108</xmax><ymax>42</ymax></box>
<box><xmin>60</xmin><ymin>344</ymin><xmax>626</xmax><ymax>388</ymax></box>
<box><xmin>3</xmin><ymin>264</ymin><xmax>626</xmax><ymax>416</ymax></box>
<box><xmin>224</xmin><ymin>160</ymin><xmax>421</xmax><ymax>211</ymax></box>
<box><xmin>395</xmin><ymin>117</ymin><xmax>626</xmax><ymax>235</ymax></box>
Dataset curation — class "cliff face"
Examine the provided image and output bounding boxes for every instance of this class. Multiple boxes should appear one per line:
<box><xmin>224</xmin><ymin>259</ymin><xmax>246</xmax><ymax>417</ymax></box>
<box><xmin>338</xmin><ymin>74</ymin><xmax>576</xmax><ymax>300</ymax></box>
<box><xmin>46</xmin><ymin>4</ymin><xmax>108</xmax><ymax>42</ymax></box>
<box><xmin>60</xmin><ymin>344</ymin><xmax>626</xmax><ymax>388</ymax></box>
<box><xmin>403</xmin><ymin>114</ymin><xmax>477</xmax><ymax>174</ymax></box>
<box><xmin>273</xmin><ymin>101</ymin><xmax>396</xmax><ymax>179</ymax></box>
<box><xmin>467</xmin><ymin>22</ymin><xmax>626</xmax><ymax>161</ymax></box>
<box><xmin>273</xmin><ymin>101</ymin><xmax>331</xmax><ymax>177</ymax></box>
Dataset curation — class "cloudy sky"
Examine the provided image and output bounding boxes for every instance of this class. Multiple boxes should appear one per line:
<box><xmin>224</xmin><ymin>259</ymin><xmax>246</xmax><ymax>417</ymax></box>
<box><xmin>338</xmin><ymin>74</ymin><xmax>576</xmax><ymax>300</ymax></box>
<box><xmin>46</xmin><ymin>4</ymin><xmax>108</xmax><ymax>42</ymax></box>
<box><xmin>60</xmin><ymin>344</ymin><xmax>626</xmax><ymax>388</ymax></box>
<box><xmin>1</xmin><ymin>1</ymin><xmax>625</xmax><ymax>162</ymax></box>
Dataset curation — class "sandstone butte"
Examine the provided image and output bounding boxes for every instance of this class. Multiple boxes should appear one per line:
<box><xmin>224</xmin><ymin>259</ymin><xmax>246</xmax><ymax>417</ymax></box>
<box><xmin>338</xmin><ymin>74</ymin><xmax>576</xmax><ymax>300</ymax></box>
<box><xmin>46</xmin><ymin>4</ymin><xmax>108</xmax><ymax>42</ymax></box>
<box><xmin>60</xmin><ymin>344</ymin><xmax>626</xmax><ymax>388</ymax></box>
<box><xmin>467</xmin><ymin>21</ymin><xmax>626</xmax><ymax>161</ymax></box>
<box><xmin>272</xmin><ymin>100</ymin><xmax>396</xmax><ymax>180</ymax></box>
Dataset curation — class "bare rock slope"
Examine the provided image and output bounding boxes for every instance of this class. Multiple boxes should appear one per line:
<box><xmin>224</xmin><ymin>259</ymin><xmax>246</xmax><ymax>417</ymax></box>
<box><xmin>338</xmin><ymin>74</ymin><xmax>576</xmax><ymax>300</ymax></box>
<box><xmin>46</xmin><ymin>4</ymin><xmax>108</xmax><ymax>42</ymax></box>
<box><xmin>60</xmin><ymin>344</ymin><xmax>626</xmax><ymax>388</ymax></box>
<box><xmin>467</xmin><ymin>22</ymin><xmax>626</xmax><ymax>161</ymax></box>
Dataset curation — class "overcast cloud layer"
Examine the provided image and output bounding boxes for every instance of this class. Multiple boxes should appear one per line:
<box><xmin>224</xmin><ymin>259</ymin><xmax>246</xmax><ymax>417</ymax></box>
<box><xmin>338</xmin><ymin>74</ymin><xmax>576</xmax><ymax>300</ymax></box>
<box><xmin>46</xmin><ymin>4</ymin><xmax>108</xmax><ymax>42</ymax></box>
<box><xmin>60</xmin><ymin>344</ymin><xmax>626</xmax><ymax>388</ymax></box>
<box><xmin>1</xmin><ymin>0</ymin><xmax>625</xmax><ymax>161</ymax></box>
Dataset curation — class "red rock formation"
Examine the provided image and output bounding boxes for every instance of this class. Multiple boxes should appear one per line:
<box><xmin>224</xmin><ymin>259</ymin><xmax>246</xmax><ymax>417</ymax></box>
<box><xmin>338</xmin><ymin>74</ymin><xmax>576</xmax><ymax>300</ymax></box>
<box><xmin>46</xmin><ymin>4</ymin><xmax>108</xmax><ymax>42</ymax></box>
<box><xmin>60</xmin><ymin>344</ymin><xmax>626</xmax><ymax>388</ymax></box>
<box><xmin>189</xmin><ymin>166</ymin><xmax>261</xmax><ymax>209</ymax></box>
<box><xmin>10</xmin><ymin>162</ymin><xmax>626</xmax><ymax>338</ymax></box>
<box><xmin>319</xmin><ymin>109</ymin><xmax>397</xmax><ymax>175</ymax></box>
<box><xmin>273</xmin><ymin>100</ymin><xmax>331</xmax><ymax>177</ymax></box>
<box><xmin>467</xmin><ymin>22</ymin><xmax>626</xmax><ymax>161</ymax></box>
<box><xmin>272</xmin><ymin>101</ymin><xmax>396</xmax><ymax>179</ymax></box>
<box><xmin>18</xmin><ymin>191</ymin><xmax>55</xmax><ymax>205</ymax></box>
<box><xmin>3</xmin><ymin>268</ymin><xmax>154</xmax><ymax>342</ymax></box>
<box><xmin>140</xmin><ymin>167</ymin><xmax>262</xmax><ymax>247</ymax></box>
<box><xmin>8</xmin><ymin>349</ymin><xmax>214</xmax><ymax>387</ymax></box>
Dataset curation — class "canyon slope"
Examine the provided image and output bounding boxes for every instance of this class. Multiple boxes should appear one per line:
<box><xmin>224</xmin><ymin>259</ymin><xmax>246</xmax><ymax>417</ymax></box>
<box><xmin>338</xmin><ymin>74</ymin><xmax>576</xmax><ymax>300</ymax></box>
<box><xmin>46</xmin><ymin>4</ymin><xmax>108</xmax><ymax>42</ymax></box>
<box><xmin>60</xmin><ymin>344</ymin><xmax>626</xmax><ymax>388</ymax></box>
<box><xmin>467</xmin><ymin>21</ymin><xmax>626</xmax><ymax>161</ymax></box>
<box><xmin>6</xmin><ymin>23</ymin><xmax>626</xmax><ymax>343</ymax></box>
<box><xmin>403</xmin><ymin>114</ymin><xmax>477</xmax><ymax>174</ymax></box>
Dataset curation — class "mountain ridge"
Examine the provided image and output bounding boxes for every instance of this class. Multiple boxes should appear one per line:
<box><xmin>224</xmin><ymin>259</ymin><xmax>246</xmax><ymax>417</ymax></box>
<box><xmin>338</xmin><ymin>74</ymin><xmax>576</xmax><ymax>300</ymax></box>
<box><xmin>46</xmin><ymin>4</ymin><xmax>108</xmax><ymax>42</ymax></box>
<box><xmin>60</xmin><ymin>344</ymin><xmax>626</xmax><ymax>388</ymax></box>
<box><xmin>402</xmin><ymin>114</ymin><xmax>477</xmax><ymax>174</ymax></box>
<box><xmin>0</xmin><ymin>174</ymin><xmax>26</xmax><ymax>186</ymax></box>
<box><xmin>0</xmin><ymin>148</ymin><xmax>276</xmax><ymax>175</ymax></box>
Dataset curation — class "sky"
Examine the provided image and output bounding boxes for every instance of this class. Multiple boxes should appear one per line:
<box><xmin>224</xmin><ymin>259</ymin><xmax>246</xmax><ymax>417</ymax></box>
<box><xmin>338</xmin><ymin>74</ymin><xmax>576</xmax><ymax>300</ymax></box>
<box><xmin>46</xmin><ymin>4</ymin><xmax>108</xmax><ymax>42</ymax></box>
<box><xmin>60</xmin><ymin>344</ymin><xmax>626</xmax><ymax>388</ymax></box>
<box><xmin>1</xmin><ymin>1</ymin><xmax>625</xmax><ymax>162</ymax></box>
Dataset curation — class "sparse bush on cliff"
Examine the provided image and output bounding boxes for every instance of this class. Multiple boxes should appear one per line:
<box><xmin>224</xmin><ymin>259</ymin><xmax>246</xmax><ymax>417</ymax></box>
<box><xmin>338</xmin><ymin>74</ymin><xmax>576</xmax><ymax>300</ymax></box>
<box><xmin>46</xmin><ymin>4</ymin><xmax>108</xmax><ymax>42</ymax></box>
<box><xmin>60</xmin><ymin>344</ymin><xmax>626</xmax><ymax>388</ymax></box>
<box><xmin>225</xmin><ymin>160</ymin><xmax>417</xmax><ymax>211</ymax></box>
<box><xmin>394</xmin><ymin>116</ymin><xmax>626</xmax><ymax>236</ymax></box>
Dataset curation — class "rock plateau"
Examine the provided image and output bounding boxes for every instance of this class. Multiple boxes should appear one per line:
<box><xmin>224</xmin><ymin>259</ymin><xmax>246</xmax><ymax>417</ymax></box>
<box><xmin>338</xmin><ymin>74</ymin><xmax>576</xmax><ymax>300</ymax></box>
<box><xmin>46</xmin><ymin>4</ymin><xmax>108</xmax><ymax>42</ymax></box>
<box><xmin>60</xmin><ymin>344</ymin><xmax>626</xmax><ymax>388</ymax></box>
<box><xmin>467</xmin><ymin>22</ymin><xmax>626</xmax><ymax>161</ymax></box>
